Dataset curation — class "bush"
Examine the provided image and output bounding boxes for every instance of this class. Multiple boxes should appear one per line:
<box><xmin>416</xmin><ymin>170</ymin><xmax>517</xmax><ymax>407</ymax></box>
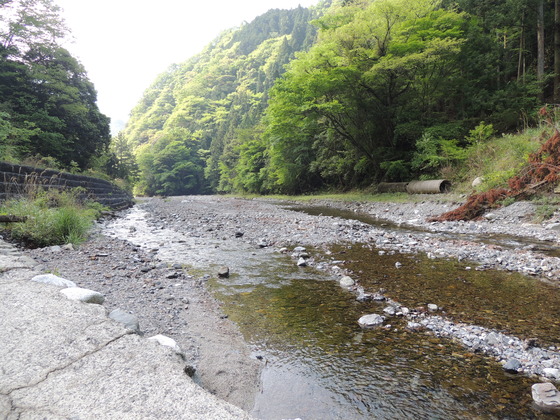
<box><xmin>0</xmin><ymin>189</ymin><xmax>104</xmax><ymax>247</ymax></box>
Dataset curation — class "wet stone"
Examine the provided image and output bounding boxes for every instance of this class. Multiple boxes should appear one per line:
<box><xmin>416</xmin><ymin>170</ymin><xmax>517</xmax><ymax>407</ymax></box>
<box><xmin>383</xmin><ymin>306</ymin><xmax>397</xmax><ymax>316</ymax></box>
<box><xmin>297</xmin><ymin>257</ymin><xmax>307</xmax><ymax>267</ymax></box>
<box><xmin>532</xmin><ymin>383</ymin><xmax>560</xmax><ymax>411</ymax></box>
<box><xmin>217</xmin><ymin>266</ymin><xmax>230</xmax><ymax>278</ymax></box>
<box><xmin>503</xmin><ymin>358</ymin><xmax>522</xmax><ymax>373</ymax></box>
<box><xmin>358</xmin><ymin>314</ymin><xmax>385</xmax><ymax>328</ymax></box>
<box><xmin>339</xmin><ymin>276</ymin><xmax>355</xmax><ymax>288</ymax></box>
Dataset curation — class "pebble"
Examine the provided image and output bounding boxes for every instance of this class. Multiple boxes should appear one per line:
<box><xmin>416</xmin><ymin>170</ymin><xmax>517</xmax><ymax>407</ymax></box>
<box><xmin>147</xmin><ymin>334</ymin><xmax>182</xmax><ymax>354</ymax></box>
<box><xmin>532</xmin><ymin>383</ymin><xmax>560</xmax><ymax>411</ymax></box>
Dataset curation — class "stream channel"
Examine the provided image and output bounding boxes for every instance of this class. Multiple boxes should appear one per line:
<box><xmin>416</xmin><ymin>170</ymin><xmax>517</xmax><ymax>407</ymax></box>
<box><xmin>105</xmin><ymin>203</ymin><xmax>560</xmax><ymax>420</ymax></box>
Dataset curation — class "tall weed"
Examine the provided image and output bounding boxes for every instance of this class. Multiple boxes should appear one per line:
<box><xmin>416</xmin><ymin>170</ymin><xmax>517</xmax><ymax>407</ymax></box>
<box><xmin>0</xmin><ymin>189</ymin><xmax>104</xmax><ymax>247</ymax></box>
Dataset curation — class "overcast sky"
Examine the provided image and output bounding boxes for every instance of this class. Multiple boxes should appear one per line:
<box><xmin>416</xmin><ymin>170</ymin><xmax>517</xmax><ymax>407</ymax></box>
<box><xmin>56</xmin><ymin>0</ymin><xmax>319</xmax><ymax>134</ymax></box>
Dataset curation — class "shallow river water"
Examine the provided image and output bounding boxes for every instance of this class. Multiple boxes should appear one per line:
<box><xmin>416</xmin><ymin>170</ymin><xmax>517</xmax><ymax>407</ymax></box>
<box><xmin>105</xmin><ymin>205</ymin><xmax>558</xmax><ymax>419</ymax></box>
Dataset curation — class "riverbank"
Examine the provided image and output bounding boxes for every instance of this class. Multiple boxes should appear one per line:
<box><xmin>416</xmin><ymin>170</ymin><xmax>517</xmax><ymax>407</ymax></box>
<box><xmin>20</xmin><ymin>195</ymin><xmax>560</xmax><ymax>416</ymax></box>
<box><xmin>0</xmin><ymin>236</ymin><xmax>252</xmax><ymax>419</ymax></box>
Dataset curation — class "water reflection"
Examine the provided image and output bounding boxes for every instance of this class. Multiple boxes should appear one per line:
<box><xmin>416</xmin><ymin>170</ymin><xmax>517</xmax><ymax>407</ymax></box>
<box><xmin>211</xmin><ymin>257</ymin><xmax>543</xmax><ymax>419</ymax></box>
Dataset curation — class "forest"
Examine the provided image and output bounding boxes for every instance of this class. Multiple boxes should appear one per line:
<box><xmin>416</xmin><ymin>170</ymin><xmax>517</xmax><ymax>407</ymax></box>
<box><xmin>0</xmin><ymin>0</ymin><xmax>110</xmax><ymax>170</ymax></box>
<box><xmin>1</xmin><ymin>0</ymin><xmax>558</xmax><ymax>196</ymax></box>
<box><xmin>122</xmin><ymin>0</ymin><xmax>556</xmax><ymax>196</ymax></box>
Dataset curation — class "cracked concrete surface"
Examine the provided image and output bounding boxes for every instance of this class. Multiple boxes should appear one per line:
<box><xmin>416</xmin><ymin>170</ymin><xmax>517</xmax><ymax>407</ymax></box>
<box><xmin>0</xmin><ymin>239</ymin><xmax>252</xmax><ymax>420</ymax></box>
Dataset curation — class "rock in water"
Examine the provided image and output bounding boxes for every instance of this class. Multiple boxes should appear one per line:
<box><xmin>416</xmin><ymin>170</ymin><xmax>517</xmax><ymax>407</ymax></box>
<box><xmin>297</xmin><ymin>257</ymin><xmax>307</xmax><ymax>267</ymax></box>
<box><xmin>503</xmin><ymin>358</ymin><xmax>522</xmax><ymax>373</ymax></box>
<box><xmin>339</xmin><ymin>276</ymin><xmax>355</xmax><ymax>288</ymax></box>
<box><xmin>532</xmin><ymin>383</ymin><xmax>560</xmax><ymax>412</ymax></box>
<box><xmin>383</xmin><ymin>306</ymin><xmax>397</xmax><ymax>316</ymax></box>
<box><xmin>60</xmin><ymin>287</ymin><xmax>104</xmax><ymax>304</ymax></box>
<box><xmin>358</xmin><ymin>314</ymin><xmax>384</xmax><ymax>328</ymax></box>
<box><xmin>217</xmin><ymin>266</ymin><xmax>230</xmax><ymax>278</ymax></box>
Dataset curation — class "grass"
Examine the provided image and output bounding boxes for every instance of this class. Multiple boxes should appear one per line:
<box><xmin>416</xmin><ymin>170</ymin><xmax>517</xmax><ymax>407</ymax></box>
<box><xmin>456</xmin><ymin>127</ymin><xmax>547</xmax><ymax>193</ymax></box>
<box><xmin>0</xmin><ymin>189</ymin><xmax>106</xmax><ymax>247</ymax></box>
<box><xmin>232</xmin><ymin>190</ymin><xmax>464</xmax><ymax>204</ymax></box>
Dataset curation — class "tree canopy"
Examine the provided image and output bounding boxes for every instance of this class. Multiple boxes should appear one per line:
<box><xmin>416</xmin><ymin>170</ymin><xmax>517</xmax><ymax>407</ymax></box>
<box><xmin>0</xmin><ymin>0</ymin><xmax>110</xmax><ymax>169</ymax></box>
<box><xmin>118</xmin><ymin>0</ymin><xmax>555</xmax><ymax>195</ymax></box>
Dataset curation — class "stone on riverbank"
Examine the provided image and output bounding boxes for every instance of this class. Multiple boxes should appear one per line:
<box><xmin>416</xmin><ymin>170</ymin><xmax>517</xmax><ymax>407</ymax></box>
<box><xmin>532</xmin><ymin>382</ymin><xmax>560</xmax><ymax>412</ymax></box>
<box><xmin>148</xmin><ymin>334</ymin><xmax>182</xmax><ymax>354</ymax></box>
<box><xmin>60</xmin><ymin>287</ymin><xmax>104</xmax><ymax>304</ymax></box>
<box><xmin>31</xmin><ymin>274</ymin><xmax>76</xmax><ymax>288</ymax></box>
<box><xmin>358</xmin><ymin>314</ymin><xmax>384</xmax><ymax>328</ymax></box>
<box><xmin>109</xmin><ymin>309</ymin><xmax>140</xmax><ymax>333</ymax></box>
<box><xmin>543</xmin><ymin>368</ymin><xmax>560</xmax><ymax>380</ymax></box>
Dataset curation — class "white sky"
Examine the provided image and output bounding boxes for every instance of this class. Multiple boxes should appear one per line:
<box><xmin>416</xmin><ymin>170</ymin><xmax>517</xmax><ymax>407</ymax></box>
<box><xmin>55</xmin><ymin>0</ymin><xmax>319</xmax><ymax>134</ymax></box>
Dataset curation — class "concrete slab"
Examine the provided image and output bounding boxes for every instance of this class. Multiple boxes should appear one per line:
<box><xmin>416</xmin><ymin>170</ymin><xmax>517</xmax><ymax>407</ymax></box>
<box><xmin>10</xmin><ymin>335</ymin><xmax>250</xmax><ymax>419</ymax></box>
<box><xmin>0</xmin><ymin>239</ymin><xmax>251</xmax><ymax>419</ymax></box>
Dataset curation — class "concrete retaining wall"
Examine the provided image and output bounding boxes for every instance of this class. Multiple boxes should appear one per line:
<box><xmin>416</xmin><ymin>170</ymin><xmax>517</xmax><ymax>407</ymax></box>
<box><xmin>0</xmin><ymin>162</ymin><xmax>134</xmax><ymax>210</ymax></box>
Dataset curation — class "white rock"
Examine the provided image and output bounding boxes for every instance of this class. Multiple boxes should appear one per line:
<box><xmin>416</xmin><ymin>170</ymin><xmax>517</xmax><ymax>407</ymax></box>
<box><xmin>383</xmin><ymin>306</ymin><xmax>396</xmax><ymax>316</ymax></box>
<box><xmin>60</xmin><ymin>287</ymin><xmax>104</xmax><ymax>304</ymax></box>
<box><xmin>148</xmin><ymin>334</ymin><xmax>182</xmax><ymax>354</ymax></box>
<box><xmin>544</xmin><ymin>368</ymin><xmax>560</xmax><ymax>379</ymax></box>
<box><xmin>472</xmin><ymin>176</ymin><xmax>484</xmax><ymax>187</ymax></box>
<box><xmin>532</xmin><ymin>383</ymin><xmax>560</xmax><ymax>410</ymax></box>
<box><xmin>358</xmin><ymin>314</ymin><xmax>384</xmax><ymax>328</ymax></box>
<box><xmin>427</xmin><ymin>304</ymin><xmax>438</xmax><ymax>312</ymax></box>
<box><xmin>395</xmin><ymin>262</ymin><xmax>402</xmax><ymax>268</ymax></box>
<box><xmin>31</xmin><ymin>274</ymin><xmax>76</xmax><ymax>288</ymax></box>
<box><xmin>297</xmin><ymin>257</ymin><xmax>307</xmax><ymax>267</ymax></box>
<box><xmin>339</xmin><ymin>276</ymin><xmax>355</xmax><ymax>287</ymax></box>
<box><xmin>407</xmin><ymin>322</ymin><xmax>423</xmax><ymax>331</ymax></box>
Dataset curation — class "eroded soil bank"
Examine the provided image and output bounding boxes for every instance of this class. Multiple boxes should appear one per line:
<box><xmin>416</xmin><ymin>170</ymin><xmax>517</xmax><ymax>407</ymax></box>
<box><xmin>22</xmin><ymin>195</ymin><xmax>560</xmax><ymax>417</ymax></box>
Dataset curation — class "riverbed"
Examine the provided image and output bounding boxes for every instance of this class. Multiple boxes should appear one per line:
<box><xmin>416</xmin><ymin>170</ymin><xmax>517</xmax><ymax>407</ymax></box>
<box><xmin>25</xmin><ymin>195</ymin><xmax>560</xmax><ymax>419</ymax></box>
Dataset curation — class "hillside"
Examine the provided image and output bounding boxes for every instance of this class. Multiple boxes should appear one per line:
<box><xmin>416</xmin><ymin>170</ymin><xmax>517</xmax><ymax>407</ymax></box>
<box><xmin>122</xmin><ymin>0</ymin><xmax>553</xmax><ymax>196</ymax></box>
<box><xmin>123</xmin><ymin>5</ymin><xmax>323</xmax><ymax>195</ymax></box>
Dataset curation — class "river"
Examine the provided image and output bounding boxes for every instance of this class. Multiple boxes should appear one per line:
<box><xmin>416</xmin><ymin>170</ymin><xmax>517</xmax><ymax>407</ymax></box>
<box><xmin>103</xmin><ymin>196</ymin><xmax>560</xmax><ymax>419</ymax></box>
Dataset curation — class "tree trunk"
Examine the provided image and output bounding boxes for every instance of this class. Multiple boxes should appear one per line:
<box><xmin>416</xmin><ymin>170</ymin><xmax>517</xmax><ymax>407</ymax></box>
<box><xmin>538</xmin><ymin>0</ymin><xmax>545</xmax><ymax>100</ymax></box>
<box><xmin>554</xmin><ymin>0</ymin><xmax>560</xmax><ymax>102</ymax></box>
<box><xmin>538</xmin><ymin>0</ymin><xmax>545</xmax><ymax>80</ymax></box>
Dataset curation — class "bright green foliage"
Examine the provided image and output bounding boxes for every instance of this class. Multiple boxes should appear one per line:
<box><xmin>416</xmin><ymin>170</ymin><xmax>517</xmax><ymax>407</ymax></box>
<box><xmin>411</xmin><ymin>133</ymin><xmax>468</xmax><ymax>175</ymax></box>
<box><xmin>123</xmin><ymin>6</ymin><xmax>319</xmax><ymax>195</ymax></box>
<box><xmin>264</xmin><ymin>2</ymin><xmax>472</xmax><ymax>190</ymax></box>
<box><xmin>134</xmin><ymin>129</ymin><xmax>206</xmax><ymax>196</ymax></box>
<box><xmin>124</xmin><ymin>0</ymin><xmax>548</xmax><ymax>195</ymax></box>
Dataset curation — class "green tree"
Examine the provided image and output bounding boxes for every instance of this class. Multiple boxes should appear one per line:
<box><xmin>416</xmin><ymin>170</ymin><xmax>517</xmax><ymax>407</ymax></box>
<box><xmin>0</xmin><ymin>0</ymin><xmax>110</xmax><ymax>169</ymax></box>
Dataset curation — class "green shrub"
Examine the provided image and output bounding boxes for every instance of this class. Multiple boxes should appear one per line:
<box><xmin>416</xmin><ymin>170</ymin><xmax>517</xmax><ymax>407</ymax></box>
<box><xmin>0</xmin><ymin>189</ymin><xmax>104</xmax><ymax>247</ymax></box>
